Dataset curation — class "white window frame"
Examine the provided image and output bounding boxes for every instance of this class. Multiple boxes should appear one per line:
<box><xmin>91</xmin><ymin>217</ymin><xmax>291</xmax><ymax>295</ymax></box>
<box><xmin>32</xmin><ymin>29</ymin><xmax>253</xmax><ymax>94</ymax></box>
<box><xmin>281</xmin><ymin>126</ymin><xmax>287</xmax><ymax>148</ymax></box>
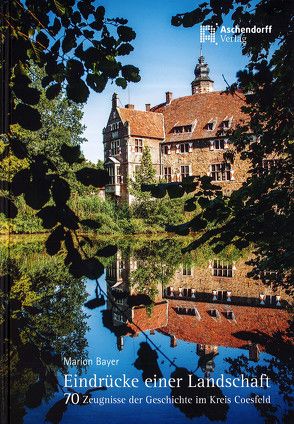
<box><xmin>135</xmin><ymin>138</ymin><xmax>143</xmax><ymax>153</ymax></box>
<box><xmin>210</xmin><ymin>163</ymin><xmax>232</xmax><ymax>181</ymax></box>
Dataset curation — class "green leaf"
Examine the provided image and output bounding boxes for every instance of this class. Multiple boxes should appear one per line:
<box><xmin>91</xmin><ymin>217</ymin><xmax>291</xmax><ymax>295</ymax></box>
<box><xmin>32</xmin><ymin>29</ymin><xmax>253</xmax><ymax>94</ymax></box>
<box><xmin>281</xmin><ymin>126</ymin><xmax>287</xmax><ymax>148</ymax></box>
<box><xmin>72</xmin><ymin>11</ymin><xmax>82</xmax><ymax>24</ymax></box>
<box><xmin>121</xmin><ymin>65</ymin><xmax>141</xmax><ymax>83</ymax></box>
<box><xmin>83</xmin><ymin>258</ymin><xmax>104</xmax><ymax>279</ymax></box>
<box><xmin>66</xmin><ymin>59</ymin><xmax>84</xmax><ymax>80</ymax></box>
<box><xmin>51</xmin><ymin>177</ymin><xmax>71</xmax><ymax>204</ymax></box>
<box><xmin>96</xmin><ymin>245</ymin><xmax>117</xmax><ymax>257</ymax></box>
<box><xmin>36</xmin><ymin>31</ymin><xmax>49</xmax><ymax>49</ymax></box>
<box><xmin>10</xmin><ymin>137</ymin><xmax>28</xmax><ymax>159</ymax></box>
<box><xmin>80</xmin><ymin>219</ymin><xmax>101</xmax><ymax>230</ymax></box>
<box><xmin>24</xmin><ymin>179</ymin><xmax>51</xmax><ymax>210</ymax></box>
<box><xmin>49</xmin><ymin>17</ymin><xmax>62</xmax><ymax>35</ymax></box>
<box><xmin>15</xmin><ymin>104</ymin><xmax>42</xmax><ymax>131</ymax></box>
<box><xmin>75</xmin><ymin>167</ymin><xmax>109</xmax><ymax>187</ymax></box>
<box><xmin>37</xmin><ymin>206</ymin><xmax>58</xmax><ymax>229</ymax></box>
<box><xmin>115</xmin><ymin>77</ymin><xmax>127</xmax><ymax>89</ymax></box>
<box><xmin>66</xmin><ymin>79</ymin><xmax>89</xmax><ymax>103</ymax></box>
<box><xmin>60</xmin><ymin>144</ymin><xmax>81</xmax><ymax>164</ymax></box>
<box><xmin>58</xmin><ymin>206</ymin><xmax>79</xmax><ymax>229</ymax></box>
<box><xmin>0</xmin><ymin>196</ymin><xmax>18</xmax><ymax>218</ymax></box>
<box><xmin>53</xmin><ymin>0</ymin><xmax>66</xmax><ymax>16</ymax></box>
<box><xmin>77</xmin><ymin>1</ymin><xmax>94</xmax><ymax>19</ymax></box>
<box><xmin>83</xmin><ymin>29</ymin><xmax>94</xmax><ymax>39</ymax></box>
<box><xmin>94</xmin><ymin>6</ymin><xmax>105</xmax><ymax>20</ymax></box>
<box><xmin>46</xmin><ymin>83</ymin><xmax>62</xmax><ymax>100</ymax></box>
<box><xmin>46</xmin><ymin>225</ymin><xmax>65</xmax><ymax>255</ymax></box>
<box><xmin>86</xmin><ymin>73</ymin><xmax>108</xmax><ymax>92</ymax></box>
<box><xmin>117</xmin><ymin>43</ymin><xmax>134</xmax><ymax>56</ymax></box>
<box><xmin>117</xmin><ymin>26</ymin><xmax>136</xmax><ymax>42</ymax></box>
<box><xmin>11</xmin><ymin>169</ymin><xmax>30</xmax><ymax>196</ymax></box>
<box><xmin>62</xmin><ymin>29</ymin><xmax>77</xmax><ymax>53</ymax></box>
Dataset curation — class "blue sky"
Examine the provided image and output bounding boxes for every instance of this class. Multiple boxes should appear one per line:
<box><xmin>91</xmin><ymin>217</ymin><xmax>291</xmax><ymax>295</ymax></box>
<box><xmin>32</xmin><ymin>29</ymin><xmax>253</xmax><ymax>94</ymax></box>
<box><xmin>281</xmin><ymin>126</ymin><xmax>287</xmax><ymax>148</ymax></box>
<box><xmin>82</xmin><ymin>0</ymin><xmax>249</xmax><ymax>161</ymax></box>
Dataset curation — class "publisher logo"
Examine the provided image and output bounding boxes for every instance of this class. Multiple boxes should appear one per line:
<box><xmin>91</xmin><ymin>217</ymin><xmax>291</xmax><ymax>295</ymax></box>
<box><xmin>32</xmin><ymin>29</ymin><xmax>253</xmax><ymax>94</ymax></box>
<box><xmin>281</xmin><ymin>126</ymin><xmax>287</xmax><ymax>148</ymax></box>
<box><xmin>199</xmin><ymin>24</ymin><xmax>273</xmax><ymax>46</ymax></box>
<box><xmin>200</xmin><ymin>25</ymin><xmax>217</xmax><ymax>44</ymax></box>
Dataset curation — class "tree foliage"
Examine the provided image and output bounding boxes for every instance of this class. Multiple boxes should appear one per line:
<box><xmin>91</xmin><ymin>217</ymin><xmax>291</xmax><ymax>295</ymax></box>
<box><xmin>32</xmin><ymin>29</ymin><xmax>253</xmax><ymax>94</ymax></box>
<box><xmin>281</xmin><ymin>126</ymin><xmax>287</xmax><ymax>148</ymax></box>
<box><xmin>0</xmin><ymin>0</ymin><xmax>141</xmax><ymax>277</ymax></box>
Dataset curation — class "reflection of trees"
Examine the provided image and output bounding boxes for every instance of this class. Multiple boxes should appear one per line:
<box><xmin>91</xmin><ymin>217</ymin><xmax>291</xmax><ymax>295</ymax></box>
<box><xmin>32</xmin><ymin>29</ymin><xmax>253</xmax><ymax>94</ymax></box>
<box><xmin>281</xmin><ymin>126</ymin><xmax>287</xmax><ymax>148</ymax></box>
<box><xmin>170</xmin><ymin>368</ymin><xmax>229</xmax><ymax>421</ymax></box>
<box><xmin>134</xmin><ymin>342</ymin><xmax>163</xmax><ymax>381</ymax></box>
<box><xmin>0</xmin><ymin>245</ymin><xmax>88</xmax><ymax>423</ymax></box>
<box><xmin>129</xmin><ymin>239</ymin><xmax>183</xmax><ymax>301</ymax></box>
<box><xmin>225</xmin><ymin>326</ymin><xmax>294</xmax><ymax>423</ymax></box>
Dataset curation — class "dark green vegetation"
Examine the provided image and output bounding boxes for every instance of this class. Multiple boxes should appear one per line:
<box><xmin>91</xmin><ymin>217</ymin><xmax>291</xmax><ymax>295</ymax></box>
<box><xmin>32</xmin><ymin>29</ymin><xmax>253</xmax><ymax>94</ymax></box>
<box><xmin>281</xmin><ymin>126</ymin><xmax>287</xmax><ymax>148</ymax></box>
<box><xmin>1</xmin><ymin>0</ymin><xmax>142</xmax><ymax>282</ymax></box>
<box><xmin>0</xmin><ymin>239</ymin><xmax>89</xmax><ymax>423</ymax></box>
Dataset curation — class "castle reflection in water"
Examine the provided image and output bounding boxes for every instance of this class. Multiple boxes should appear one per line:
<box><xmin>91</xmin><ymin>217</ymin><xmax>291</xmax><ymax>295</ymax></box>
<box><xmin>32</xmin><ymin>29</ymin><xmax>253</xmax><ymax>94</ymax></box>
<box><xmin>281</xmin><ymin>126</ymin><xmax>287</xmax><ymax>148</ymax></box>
<box><xmin>103</xmin><ymin>250</ymin><xmax>291</xmax><ymax>373</ymax></box>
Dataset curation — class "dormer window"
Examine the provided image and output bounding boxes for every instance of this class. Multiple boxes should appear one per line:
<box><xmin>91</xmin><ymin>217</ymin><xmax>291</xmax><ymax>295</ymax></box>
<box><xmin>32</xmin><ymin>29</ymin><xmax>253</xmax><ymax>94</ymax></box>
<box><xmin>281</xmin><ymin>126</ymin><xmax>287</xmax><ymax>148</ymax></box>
<box><xmin>222</xmin><ymin>116</ymin><xmax>233</xmax><ymax>129</ymax></box>
<box><xmin>206</xmin><ymin>118</ymin><xmax>217</xmax><ymax>131</ymax></box>
<box><xmin>173</xmin><ymin>125</ymin><xmax>192</xmax><ymax>134</ymax></box>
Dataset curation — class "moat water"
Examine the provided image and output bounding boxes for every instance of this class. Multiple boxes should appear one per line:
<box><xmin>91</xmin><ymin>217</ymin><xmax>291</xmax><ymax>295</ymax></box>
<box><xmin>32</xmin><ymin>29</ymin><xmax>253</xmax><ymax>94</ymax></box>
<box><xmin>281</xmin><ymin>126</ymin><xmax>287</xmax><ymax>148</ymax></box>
<box><xmin>2</xmin><ymin>238</ymin><xmax>292</xmax><ymax>424</ymax></box>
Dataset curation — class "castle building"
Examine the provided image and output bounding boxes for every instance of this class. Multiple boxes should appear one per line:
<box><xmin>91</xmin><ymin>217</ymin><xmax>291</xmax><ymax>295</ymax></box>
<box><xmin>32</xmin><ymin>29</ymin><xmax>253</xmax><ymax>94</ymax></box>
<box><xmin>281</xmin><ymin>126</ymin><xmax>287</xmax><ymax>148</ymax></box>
<box><xmin>103</xmin><ymin>54</ymin><xmax>252</xmax><ymax>203</ymax></box>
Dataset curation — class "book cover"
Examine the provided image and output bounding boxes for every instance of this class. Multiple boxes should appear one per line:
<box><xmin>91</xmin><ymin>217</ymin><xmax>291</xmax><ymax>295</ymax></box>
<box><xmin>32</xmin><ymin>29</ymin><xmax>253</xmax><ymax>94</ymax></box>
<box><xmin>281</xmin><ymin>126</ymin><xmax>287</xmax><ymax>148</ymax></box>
<box><xmin>0</xmin><ymin>1</ymin><xmax>293</xmax><ymax>423</ymax></box>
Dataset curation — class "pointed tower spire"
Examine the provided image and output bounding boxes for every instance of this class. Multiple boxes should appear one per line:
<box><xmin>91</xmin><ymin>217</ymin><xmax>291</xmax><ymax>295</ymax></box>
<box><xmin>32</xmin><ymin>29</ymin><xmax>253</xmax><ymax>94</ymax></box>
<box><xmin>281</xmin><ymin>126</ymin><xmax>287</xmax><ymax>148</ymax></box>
<box><xmin>191</xmin><ymin>48</ymin><xmax>214</xmax><ymax>95</ymax></box>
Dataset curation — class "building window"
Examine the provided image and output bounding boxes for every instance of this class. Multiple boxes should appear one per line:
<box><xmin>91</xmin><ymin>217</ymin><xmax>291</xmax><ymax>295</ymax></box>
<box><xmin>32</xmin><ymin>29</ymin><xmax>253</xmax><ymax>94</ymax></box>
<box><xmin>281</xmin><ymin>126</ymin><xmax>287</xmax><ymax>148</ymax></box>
<box><xmin>110</xmin><ymin>122</ymin><xmax>120</xmax><ymax>131</ymax></box>
<box><xmin>173</xmin><ymin>125</ymin><xmax>192</xmax><ymax>133</ymax></box>
<box><xmin>182</xmin><ymin>264</ymin><xmax>192</xmax><ymax>276</ymax></box>
<box><xmin>222</xmin><ymin>116</ymin><xmax>232</xmax><ymax>130</ymax></box>
<box><xmin>164</xmin><ymin>167</ymin><xmax>172</xmax><ymax>182</ymax></box>
<box><xmin>162</xmin><ymin>144</ymin><xmax>171</xmax><ymax>155</ymax></box>
<box><xmin>180</xmin><ymin>143</ymin><xmax>190</xmax><ymax>153</ymax></box>
<box><xmin>210</xmin><ymin>163</ymin><xmax>232</xmax><ymax>181</ymax></box>
<box><xmin>113</xmin><ymin>312</ymin><xmax>124</xmax><ymax>323</ymax></box>
<box><xmin>117</xmin><ymin>166</ymin><xmax>122</xmax><ymax>184</ymax></box>
<box><xmin>213</xmin><ymin>139</ymin><xmax>225</xmax><ymax>150</ymax></box>
<box><xmin>135</xmin><ymin>138</ymin><xmax>143</xmax><ymax>153</ymax></box>
<box><xmin>212</xmin><ymin>260</ymin><xmax>233</xmax><ymax>277</ymax></box>
<box><xmin>181</xmin><ymin>165</ymin><xmax>190</xmax><ymax>180</ymax></box>
<box><xmin>111</xmin><ymin>140</ymin><xmax>120</xmax><ymax>155</ymax></box>
<box><xmin>107</xmin><ymin>166</ymin><xmax>115</xmax><ymax>184</ymax></box>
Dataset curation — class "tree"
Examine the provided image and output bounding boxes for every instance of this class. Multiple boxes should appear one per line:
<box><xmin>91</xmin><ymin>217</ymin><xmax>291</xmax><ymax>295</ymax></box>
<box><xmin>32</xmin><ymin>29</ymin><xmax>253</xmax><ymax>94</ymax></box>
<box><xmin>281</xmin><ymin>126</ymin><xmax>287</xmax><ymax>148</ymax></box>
<box><xmin>129</xmin><ymin>146</ymin><xmax>156</xmax><ymax>200</ymax></box>
<box><xmin>145</xmin><ymin>0</ymin><xmax>294</xmax><ymax>294</ymax></box>
<box><xmin>0</xmin><ymin>0</ymin><xmax>140</xmax><ymax>278</ymax></box>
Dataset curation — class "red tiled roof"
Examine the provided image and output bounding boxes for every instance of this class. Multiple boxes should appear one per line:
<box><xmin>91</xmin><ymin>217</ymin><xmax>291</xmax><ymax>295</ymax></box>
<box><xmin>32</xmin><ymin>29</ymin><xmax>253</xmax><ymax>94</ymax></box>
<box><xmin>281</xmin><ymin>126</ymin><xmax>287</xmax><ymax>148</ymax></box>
<box><xmin>117</xmin><ymin>108</ymin><xmax>164</xmax><ymax>139</ymax></box>
<box><xmin>152</xmin><ymin>91</ymin><xmax>249</xmax><ymax>142</ymax></box>
<box><xmin>127</xmin><ymin>301</ymin><xmax>168</xmax><ymax>333</ymax></box>
<box><xmin>159</xmin><ymin>300</ymin><xmax>291</xmax><ymax>352</ymax></box>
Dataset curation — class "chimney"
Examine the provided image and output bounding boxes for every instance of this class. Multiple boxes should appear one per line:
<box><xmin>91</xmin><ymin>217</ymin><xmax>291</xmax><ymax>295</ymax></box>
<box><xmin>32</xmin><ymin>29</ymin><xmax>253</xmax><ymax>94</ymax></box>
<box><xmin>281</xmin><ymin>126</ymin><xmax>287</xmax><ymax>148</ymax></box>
<box><xmin>145</xmin><ymin>103</ymin><xmax>151</xmax><ymax>111</ymax></box>
<box><xmin>166</xmin><ymin>91</ymin><xmax>173</xmax><ymax>104</ymax></box>
<box><xmin>112</xmin><ymin>92</ymin><xmax>119</xmax><ymax>109</ymax></box>
<box><xmin>125</xmin><ymin>104</ymin><xmax>134</xmax><ymax>109</ymax></box>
